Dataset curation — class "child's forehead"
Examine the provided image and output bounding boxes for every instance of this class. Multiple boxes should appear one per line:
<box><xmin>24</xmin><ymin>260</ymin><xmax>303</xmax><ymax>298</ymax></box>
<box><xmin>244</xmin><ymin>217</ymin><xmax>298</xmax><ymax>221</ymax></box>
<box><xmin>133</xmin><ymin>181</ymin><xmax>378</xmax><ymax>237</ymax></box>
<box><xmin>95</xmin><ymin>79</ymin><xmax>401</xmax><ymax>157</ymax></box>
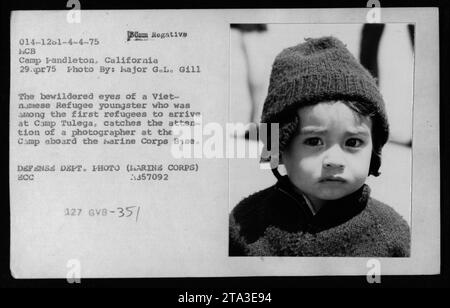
<box><xmin>296</xmin><ymin>101</ymin><xmax>372</xmax><ymax>129</ymax></box>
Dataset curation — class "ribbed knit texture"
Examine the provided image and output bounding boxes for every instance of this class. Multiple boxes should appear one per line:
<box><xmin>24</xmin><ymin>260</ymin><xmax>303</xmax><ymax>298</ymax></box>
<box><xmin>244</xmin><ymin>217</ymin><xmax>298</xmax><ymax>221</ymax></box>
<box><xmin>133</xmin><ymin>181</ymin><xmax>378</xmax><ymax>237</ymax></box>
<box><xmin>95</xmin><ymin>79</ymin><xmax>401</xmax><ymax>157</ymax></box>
<box><xmin>229</xmin><ymin>176</ymin><xmax>410</xmax><ymax>257</ymax></box>
<box><xmin>262</xmin><ymin>37</ymin><xmax>387</xmax><ymax>125</ymax></box>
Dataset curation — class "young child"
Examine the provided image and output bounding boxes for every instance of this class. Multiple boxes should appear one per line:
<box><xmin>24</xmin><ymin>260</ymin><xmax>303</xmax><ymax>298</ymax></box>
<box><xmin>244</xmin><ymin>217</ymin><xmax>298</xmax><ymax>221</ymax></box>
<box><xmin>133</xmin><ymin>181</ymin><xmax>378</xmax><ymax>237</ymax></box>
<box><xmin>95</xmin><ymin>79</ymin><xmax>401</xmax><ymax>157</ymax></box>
<box><xmin>229</xmin><ymin>36</ymin><xmax>410</xmax><ymax>257</ymax></box>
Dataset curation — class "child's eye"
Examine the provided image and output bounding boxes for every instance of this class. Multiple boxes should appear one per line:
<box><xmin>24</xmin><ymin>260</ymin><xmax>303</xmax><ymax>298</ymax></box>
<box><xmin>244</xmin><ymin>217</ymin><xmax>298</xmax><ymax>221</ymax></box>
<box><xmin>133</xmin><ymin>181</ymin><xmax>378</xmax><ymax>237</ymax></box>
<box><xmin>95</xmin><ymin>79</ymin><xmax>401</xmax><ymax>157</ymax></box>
<box><xmin>303</xmin><ymin>137</ymin><xmax>323</xmax><ymax>146</ymax></box>
<box><xmin>345</xmin><ymin>138</ymin><xmax>364</xmax><ymax>148</ymax></box>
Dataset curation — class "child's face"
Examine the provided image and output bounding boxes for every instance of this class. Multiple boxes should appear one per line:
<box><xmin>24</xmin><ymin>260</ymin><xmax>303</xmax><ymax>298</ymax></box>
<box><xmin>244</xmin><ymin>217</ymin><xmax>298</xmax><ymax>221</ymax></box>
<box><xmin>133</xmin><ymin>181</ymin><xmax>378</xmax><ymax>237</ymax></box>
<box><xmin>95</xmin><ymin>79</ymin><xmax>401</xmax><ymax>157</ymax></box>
<box><xmin>283</xmin><ymin>101</ymin><xmax>373</xmax><ymax>206</ymax></box>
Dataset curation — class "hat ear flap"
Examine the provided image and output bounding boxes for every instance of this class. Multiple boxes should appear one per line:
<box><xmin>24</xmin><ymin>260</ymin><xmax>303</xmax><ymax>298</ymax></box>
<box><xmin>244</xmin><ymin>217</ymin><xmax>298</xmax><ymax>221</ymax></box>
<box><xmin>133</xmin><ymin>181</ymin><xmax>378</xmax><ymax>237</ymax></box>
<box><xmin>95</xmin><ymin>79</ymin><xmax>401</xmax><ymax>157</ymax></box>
<box><xmin>369</xmin><ymin>150</ymin><xmax>381</xmax><ymax>176</ymax></box>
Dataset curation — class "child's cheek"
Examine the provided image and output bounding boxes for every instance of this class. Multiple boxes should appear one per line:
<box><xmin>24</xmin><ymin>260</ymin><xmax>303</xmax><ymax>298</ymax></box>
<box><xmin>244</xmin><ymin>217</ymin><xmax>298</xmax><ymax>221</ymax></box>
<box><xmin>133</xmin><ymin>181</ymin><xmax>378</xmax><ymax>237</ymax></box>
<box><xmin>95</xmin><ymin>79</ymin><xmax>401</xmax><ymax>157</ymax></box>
<box><xmin>298</xmin><ymin>156</ymin><xmax>322</xmax><ymax>175</ymax></box>
<box><xmin>349</xmin><ymin>151</ymin><xmax>372</xmax><ymax>178</ymax></box>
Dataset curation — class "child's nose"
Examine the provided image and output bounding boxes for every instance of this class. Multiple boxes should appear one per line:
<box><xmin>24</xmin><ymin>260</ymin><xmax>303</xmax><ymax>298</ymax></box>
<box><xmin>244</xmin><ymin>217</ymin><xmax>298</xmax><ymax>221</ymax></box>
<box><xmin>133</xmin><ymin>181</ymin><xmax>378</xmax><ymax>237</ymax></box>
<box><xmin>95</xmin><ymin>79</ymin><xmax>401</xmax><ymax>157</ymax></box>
<box><xmin>322</xmin><ymin>145</ymin><xmax>345</xmax><ymax>169</ymax></box>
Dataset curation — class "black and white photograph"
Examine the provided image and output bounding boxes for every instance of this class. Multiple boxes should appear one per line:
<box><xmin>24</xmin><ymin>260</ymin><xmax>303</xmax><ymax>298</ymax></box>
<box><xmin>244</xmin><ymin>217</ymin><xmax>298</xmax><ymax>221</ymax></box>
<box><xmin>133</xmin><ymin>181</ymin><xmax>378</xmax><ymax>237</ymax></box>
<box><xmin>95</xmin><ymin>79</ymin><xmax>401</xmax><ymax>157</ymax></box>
<box><xmin>229</xmin><ymin>23</ymin><xmax>414</xmax><ymax>257</ymax></box>
<box><xmin>3</xmin><ymin>2</ymin><xmax>447</xmax><ymax>290</ymax></box>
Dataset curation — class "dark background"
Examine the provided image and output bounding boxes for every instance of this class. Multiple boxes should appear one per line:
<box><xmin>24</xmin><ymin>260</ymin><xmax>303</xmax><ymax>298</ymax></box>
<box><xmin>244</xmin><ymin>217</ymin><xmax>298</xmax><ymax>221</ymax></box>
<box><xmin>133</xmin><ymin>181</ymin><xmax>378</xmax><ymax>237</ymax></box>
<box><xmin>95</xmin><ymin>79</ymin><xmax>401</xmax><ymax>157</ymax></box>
<box><xmin>1</xmin><ymin>0</ymin><xmax>449</xmax><ymax>290</ymax></box>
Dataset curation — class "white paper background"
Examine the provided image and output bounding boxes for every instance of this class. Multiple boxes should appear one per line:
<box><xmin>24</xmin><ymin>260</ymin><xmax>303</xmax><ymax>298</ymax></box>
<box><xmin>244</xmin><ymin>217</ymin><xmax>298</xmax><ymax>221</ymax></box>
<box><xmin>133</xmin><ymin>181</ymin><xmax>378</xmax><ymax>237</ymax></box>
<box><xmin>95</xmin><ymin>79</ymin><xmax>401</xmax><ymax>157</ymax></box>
<box><xmin>10</xmin><ymin>8</ymin><xmax>439</xmax><ymax>278</ymax></box>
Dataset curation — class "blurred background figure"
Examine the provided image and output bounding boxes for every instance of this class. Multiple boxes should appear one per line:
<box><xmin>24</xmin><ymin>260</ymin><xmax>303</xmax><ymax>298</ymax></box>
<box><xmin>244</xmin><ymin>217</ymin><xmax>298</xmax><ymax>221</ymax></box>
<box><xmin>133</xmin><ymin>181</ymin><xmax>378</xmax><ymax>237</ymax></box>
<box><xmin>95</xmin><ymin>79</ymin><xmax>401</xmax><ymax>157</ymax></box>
<box><xmin>230</xmin><ymin>24</ymin><xmax>268</xmax><ymax>126</ymax></box>
<box><xmin>360</xmin><ymin>23</ymin><xmax>415</xmax><ymax>146</ymax></box>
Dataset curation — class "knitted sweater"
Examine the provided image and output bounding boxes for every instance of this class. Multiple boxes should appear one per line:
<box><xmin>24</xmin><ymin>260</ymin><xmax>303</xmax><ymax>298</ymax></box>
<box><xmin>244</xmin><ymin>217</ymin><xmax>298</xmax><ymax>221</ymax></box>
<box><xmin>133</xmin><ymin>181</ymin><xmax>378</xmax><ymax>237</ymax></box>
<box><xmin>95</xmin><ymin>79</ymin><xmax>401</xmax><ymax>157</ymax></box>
<box><xmin>229</xmin><ymin>176</ymin><xmax>410</xmax><ymax>257</ymax></box>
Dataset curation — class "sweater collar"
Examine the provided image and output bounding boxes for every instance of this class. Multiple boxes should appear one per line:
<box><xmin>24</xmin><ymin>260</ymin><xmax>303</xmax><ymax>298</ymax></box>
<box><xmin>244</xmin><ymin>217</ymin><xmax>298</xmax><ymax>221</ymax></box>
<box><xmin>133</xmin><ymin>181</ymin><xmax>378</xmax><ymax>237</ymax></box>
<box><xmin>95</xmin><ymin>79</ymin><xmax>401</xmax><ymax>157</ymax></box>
<box><xmin>275</xmin><ymin>175</ymin><xmax>370</xmax><ymax>233</ymax></box>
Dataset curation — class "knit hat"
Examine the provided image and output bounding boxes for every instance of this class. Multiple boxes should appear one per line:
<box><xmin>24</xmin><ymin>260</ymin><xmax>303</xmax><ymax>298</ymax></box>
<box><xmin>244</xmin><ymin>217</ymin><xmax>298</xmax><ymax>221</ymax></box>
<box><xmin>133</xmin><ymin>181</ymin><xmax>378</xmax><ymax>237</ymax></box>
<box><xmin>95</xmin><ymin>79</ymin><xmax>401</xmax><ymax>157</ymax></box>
<box><xmin>260</xmin><ymin>36</ymin><xmax>389</xmax><ymax>176</ymax></box>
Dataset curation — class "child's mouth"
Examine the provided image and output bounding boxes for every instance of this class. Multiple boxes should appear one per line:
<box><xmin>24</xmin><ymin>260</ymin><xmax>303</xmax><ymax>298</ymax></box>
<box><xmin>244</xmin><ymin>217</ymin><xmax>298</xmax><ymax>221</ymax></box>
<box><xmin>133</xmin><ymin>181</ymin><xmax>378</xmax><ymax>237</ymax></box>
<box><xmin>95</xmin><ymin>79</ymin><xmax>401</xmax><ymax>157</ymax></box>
<box><xmin>319</xmin><ymin>176</ymin><xmax>346</xmax><ymax>183</ymax></box>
